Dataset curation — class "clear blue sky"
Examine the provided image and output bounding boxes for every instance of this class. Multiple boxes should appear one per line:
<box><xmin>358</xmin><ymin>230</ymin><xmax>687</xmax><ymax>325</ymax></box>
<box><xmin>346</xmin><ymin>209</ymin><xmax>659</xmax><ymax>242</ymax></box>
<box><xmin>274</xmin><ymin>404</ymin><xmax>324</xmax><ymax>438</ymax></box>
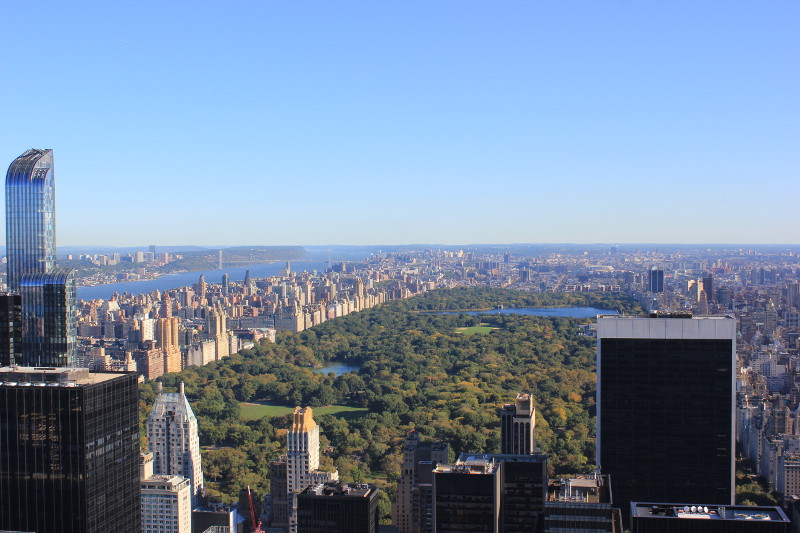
<box><xmin>1</xmin><ymin>1</ymin><xmax>797</xmax><ymax>246</ymax></box>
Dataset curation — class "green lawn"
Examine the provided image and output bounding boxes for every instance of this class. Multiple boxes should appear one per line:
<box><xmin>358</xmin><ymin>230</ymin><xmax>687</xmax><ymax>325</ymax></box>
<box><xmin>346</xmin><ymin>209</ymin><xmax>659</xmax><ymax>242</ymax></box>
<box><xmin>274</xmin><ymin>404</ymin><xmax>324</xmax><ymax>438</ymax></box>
<box><xmin>239</xmin><ymin>402</ymin><xmax>368</xmax><ymax>421</ymax></box>
<box><xmin>455</xmin><ymin>324</ymin><xmax>497</xmax><ymax>335</ymax></box>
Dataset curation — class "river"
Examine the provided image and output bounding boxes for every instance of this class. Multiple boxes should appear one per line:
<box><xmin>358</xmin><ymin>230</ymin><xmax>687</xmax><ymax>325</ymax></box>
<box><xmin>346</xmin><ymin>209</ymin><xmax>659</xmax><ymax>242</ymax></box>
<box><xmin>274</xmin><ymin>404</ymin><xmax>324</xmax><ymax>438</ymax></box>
<box><xmin>77</xmin><ymin>260</ymin><xmax>330</xmax><ymax>301</ymax></box>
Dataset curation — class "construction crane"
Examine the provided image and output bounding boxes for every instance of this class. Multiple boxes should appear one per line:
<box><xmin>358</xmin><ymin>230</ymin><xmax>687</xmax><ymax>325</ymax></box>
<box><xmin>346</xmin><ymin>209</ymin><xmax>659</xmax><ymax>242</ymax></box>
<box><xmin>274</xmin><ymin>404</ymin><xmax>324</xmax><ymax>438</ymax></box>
<box><xmin>247</xmin><ymin>485</ymin><xmax>263</xmax><ymax>533</ymax></box>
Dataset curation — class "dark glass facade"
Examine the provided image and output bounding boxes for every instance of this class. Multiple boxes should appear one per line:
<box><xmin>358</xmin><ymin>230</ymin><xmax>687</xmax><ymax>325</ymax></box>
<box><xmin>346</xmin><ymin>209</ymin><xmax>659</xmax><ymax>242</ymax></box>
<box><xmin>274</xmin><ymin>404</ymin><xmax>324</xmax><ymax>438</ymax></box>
<box><xmin>5</xmin><ymin>149</ymin><xmax>76</xmax><ymax>366</ymax></box>
<box><xmin>0</xmin><ymin>369</ymin><xmax>140</xmax><ymax>533</ymax></box>
<box><xmin>598</xmin><ymin>335</ymin><xmax>734</xmax><ymax>523</ymax></box>
<box><xmin>297</xmin><ymin>483</ymin><xmax>379</xmax><ymax>533</ymax></box>
<box><xmin>20</xmin><ymin>267</ymin><xmax>77</xmax><ymax>366</ymax></box>
<box><xmin>0</xmin><ymin>293</ymin><xmax>22</xmax><ymax>366</ymax></box>
<box><xmin>648</xmin><ymin>269</ymin><xmax>665</xmax><ymax>293</ymax></box>
<box><xmin>5</xmin><ymin>149</ymin><xmax>56</xmax><ymax>291</ymax></box>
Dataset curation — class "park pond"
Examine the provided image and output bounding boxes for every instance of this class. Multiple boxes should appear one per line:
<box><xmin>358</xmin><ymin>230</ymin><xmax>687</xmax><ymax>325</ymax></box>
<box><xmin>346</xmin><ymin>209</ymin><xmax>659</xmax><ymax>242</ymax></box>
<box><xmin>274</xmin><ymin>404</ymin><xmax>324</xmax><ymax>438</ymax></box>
<box><xmin>429</xmin><ymin>306</ymin><xmax>616</xmax><ymax>319</ymax></box>
<box><xmin>312</xmin><ymin>362</ymin><xmax>361</xmax><ymax>376</ymax></box>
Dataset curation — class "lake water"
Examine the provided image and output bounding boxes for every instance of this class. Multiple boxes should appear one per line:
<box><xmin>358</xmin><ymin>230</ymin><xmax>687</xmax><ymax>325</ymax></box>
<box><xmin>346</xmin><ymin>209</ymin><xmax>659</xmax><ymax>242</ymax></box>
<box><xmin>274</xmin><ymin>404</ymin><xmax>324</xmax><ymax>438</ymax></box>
<box><xmin>313</xmin><ymin>362</ymin><xmax>361</xmax><ymax>376</ymax></box>
<box><xmin>432</xmin><ymin>307</ymin><xmax>617</xmax><ymax>319</ymax></box>
<box><xmin>77</xmin><ymin>260</ymin><xmax>330</xmax><ymax>301</ymax></box>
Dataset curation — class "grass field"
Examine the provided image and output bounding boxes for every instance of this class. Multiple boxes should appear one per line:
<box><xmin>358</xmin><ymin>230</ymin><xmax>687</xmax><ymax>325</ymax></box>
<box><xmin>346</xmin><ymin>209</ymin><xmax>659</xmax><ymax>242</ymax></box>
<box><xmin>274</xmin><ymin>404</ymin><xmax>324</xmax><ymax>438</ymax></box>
<box><xmin>455</xmin><ymin>323</ymin><xmax>498</xmax><ymax>335</ymax></box>
<box><xmin>239</xmin><ymin>402</ymin><xmax>368</xmax><ymax>421</ymax></box>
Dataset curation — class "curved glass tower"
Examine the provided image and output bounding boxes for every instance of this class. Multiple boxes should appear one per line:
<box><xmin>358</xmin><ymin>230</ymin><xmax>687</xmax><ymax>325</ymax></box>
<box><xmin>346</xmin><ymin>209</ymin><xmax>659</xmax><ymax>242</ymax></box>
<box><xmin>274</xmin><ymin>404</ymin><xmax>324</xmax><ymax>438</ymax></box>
<box><xmin>5</xmin><ymin>149</ymin><xmax>56</xmax><ymax>292</ymax></box>
<box><xmin>5</xmin><ymin>149</ymin><xmax>75</xmax><ymax>366</ymax></box>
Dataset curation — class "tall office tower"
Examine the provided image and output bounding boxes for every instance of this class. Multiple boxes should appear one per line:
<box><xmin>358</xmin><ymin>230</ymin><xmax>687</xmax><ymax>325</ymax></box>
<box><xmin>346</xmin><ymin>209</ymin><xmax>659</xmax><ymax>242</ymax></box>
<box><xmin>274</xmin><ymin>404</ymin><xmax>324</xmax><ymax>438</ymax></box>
<box><xmin>787</xmin><ymin>281</ymin><xmax>800</xmax><ymax>309</ymax></box>
<box><xmin>269</xmin><ymin>456</ymin><xmax>290</xmax><ymax>529</ymax></box>
<box><xmin>393</xmin><ymin>430</ymin><xmax>449</xmax><ymax>533</ymax></box>
<box><xmin>702</xmin><ymin>274</ymin><xmax>714</xmax><ymax>304</ymax></box>
<box><xmin>597</xmin><ymin>314</ymin><xmax>736</xmax><ymax>525</ymax></box>
<box><xmin>140</xmin><ymin>452</ymin><xmax>192</xmax><ymax>533</ymax></box>
<box><xmin>287</xmin><ymin>406</ymin><xmax>338</xmax><ymax>532</ymax></box>
<box><xmin>5</xmin><ymin>148</ymin><xmax>76</xmax><ymax>366</ymax></box>
<box><xmin>0</xmin><ymin>293</ymin><xmax>22</xmax><ymax>365</ymax></box>
<box><xmin>147</xmin><ymin>382</ymin><xmax>204</xmax><ymax>505</ymax></box>
<box><xmin>222</xmin><ymin>273</ymin><xmax>229</xmax><ymax>296</ymax></box>
<box><xmin>0</xmin><ymin>367</ymin><xmax>140</xmax><ymax>533</ymax></box>
<box><xmin>501</xmin><ymin>393</ymin><xmax>536</xmax><ymax>455</ymax></box>
<box><xmin>433</xmin><ymin>454</ymin><xmax>548</xmax><ymax>533</ymax></box>
<box><xmin>647</xmin><ymin>268</ymin><xmax>664</xmax><ymax>293</ymax></box>
<box><xmin>157</xmin><ymin>317</ymin><xmax>181</xmax><ymax>373</ymax></box>
<box><xmin>297</xmin><ymin>482</ymin><xmax>379</xmax><ymax>533</ymax></box>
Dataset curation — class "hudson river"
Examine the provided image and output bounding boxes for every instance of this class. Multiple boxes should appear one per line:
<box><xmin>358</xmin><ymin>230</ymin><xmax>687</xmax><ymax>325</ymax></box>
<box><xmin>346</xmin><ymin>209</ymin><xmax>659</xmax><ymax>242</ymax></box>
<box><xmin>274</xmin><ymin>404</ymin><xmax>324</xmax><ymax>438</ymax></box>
<box><xmin>77</xmin><ymin>260</ymin><xmax>330</xmax><ymax>301</ymax></box>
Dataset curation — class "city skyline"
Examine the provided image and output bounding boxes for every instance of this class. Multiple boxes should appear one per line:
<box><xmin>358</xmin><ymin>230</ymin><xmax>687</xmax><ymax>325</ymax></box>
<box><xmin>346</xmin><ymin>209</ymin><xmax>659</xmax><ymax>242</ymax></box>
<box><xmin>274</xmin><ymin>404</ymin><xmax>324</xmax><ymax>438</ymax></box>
<box><xmin>1</xmin><ymin>2</ymin><xmax>797</xmax><ymax>246</ymax></box>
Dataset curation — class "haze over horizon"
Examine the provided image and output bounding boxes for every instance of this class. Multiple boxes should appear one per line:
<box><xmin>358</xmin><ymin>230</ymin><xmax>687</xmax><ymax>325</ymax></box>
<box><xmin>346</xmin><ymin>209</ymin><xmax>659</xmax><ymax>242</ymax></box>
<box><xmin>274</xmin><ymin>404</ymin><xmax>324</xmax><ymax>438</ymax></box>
<box><xmin>1</xmin><ymin>1</ymin><xmax>797</xmax><ymax>246</ymax></box>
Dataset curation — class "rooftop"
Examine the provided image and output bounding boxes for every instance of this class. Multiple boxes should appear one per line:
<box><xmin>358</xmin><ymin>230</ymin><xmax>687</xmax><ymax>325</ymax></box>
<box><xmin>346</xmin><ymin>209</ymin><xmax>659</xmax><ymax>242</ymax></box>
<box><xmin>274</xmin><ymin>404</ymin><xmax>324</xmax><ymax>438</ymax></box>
<box><xmin>301</xmin><ymin>482</ymin><xmax>375</xmax><ymax>498</ymax></box>
<box><xmin>632</xmin><ymin>503</ymin><xmax>789</xmax><ymax>522</ymax></box>
<box><xmin>0</xmin><ymin>366</ymin><xmax>130</xmax><ymax>386</ymax></box>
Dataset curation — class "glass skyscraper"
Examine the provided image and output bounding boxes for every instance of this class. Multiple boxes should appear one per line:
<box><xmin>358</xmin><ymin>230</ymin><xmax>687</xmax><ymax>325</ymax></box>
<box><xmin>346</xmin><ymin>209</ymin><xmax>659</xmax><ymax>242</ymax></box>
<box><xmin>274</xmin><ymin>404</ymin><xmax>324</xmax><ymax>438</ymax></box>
<box><xmin>5</xmin><ymin>148</ymin><xmax>76</xmax><ymax>366</ymax></box>
<box><xmin>0</xmin><ymin>367</ymin><xmax>141</xmax><ymax>533</ymax></box>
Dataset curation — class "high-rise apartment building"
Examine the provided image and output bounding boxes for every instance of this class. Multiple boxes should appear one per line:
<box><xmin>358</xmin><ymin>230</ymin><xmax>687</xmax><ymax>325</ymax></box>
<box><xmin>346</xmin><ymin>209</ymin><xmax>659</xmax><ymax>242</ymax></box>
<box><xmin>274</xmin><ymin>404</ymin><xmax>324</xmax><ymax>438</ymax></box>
<box><xmin>597</xmin><ymin>314</ymin><xmax>736</xmax><ymax>524</ymax></box>
<box><xmin>0</xmin><ymin>367</ymin><xmax>140</xmax><ymax>533</ymax></box>
<box><xmin>501</xmin><ymin>393</ymin><xmax>536</xmax><ymax>455</ymax></box>
<box><xmin>147</xmin><ymin>382</ymin><xmax>204</xmax><ymax>505</ymax></box>
<box><xmin>393</xmin><ymin>430</ymin><xmax>449</xmax><ymax>533</ymax></box>
<box><xmin>157</xmin><ymin>317</ymin><xmax>181</xmax><ymax>373</ymax></box>
<box><xmin>140</xmin><ymin>452</ymin><xmax>192</xmax><ymax>533</ymax></box>
<box><xmin>286</xmin><ymin>406</ymin><xmax>338</xmax><ymax>532</ymax></box>
<box><xmin>5</xmin><ymin>148</ymin><xmax>76</xmax><ymax>366</ymax></box>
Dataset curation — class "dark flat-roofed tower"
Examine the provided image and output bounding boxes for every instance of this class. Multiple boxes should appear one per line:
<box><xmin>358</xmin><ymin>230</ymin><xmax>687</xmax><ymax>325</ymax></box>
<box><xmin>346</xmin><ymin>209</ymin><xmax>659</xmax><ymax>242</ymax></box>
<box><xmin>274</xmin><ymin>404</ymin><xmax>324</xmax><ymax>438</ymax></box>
<box><xmin>597</xmin><ymin>314</ymin><xmax>736</xmax><ymax>523</ymax></box>
<box><xmin>0</xmin><ymin>366</ymin><xmax>140</xmax><ymax>533</ymax></box>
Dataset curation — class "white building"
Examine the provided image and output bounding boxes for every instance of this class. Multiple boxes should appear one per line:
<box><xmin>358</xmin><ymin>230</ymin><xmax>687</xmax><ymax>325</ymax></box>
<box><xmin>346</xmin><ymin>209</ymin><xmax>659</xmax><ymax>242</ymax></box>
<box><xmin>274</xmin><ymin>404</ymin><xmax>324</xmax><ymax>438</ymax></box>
<box><xmin>140</xmin><ymin>453</ymin><xmax>192</xmax><ymax>533</ymax></box>
<box><xmin>147</xmin><ymin>382</ymin><xmax>204</xmax><ymax>505</ymax></box>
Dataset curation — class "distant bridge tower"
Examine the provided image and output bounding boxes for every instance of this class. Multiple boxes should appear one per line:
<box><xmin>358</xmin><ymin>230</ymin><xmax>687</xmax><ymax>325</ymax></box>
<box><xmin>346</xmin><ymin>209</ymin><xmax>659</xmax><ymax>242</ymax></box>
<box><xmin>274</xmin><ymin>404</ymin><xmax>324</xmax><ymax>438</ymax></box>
<box><xmin>218</xmin><ymin>250</ymin><xmax>223</xmax><ymax>269</ymax></box>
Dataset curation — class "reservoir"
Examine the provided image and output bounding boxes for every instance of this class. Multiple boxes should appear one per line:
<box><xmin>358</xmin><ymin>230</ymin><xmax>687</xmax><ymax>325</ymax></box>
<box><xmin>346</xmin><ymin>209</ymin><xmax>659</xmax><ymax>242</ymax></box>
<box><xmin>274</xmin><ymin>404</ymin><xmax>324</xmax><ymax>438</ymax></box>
<box><xmin>77</xmin><ymin>260</ymin><xmax>330</xmax><ymax>301</ymax></box>
<box><xmin>430</xmin><ymin>307</ymin><xmax>617</xmax><ymax>319</ymax></box>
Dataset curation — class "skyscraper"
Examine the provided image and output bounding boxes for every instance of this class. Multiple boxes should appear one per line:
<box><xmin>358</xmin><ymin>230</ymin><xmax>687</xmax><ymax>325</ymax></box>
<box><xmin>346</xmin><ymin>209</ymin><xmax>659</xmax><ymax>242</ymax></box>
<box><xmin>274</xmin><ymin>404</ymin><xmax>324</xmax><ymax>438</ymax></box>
<box><xmin>0</xmin><ymin>366</ymin><xmax>140</xmax><ymax>533</ymax></box>
<box><xmin>597</xmin><ymin>314</ymin><xmax>736</xmax><ymax>524</ymax></box>
<box><xmin>5</xmin><ymin>148</ymin><xmax>76</xmax><ymax>366</ymax></box>
<box><xmin>147</xmin><ymin>382</ymin><xmax>204</xmax><ymax>505</ymax></box>
<box><xmin>392</xmin><ymin>430</ymin><xmax>449</xmax><ymax>533</ymax></box>
<box><xmin>297</xmin><ymin>482</ymin><xmax>380</xmax><ymax>533</ymax></box>
<box><xmin>647</xmin><ymin>268</ymin><xmax>664</xmax><ymax>293</ymax></box>
<box><xmin>500</xmin><ymin>393</ymin><xmax>536</xmax><ymax>455</ymax></box>
<box><xmin>286</xmin><ymin>406</ymin><xmax>338</xmax><ymax>532</ymax></box>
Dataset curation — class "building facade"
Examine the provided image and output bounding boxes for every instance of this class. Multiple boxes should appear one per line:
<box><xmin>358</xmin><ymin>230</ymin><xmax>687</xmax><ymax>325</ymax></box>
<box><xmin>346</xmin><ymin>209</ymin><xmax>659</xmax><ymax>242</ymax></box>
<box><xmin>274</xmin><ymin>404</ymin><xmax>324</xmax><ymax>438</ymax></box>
<box><xmin>392</xmin><ymin>430</ymin><xmax>449</xmax><ymax>533</ymax></box>
<box><xmin>0</xmin><ymin>293</ymin><xmax>21</xmax><ymax>365</ymax></box>
<box><xmin>500</xmin><ymin>393</ymin><xmax>536</xmax><ymax>455</ymax></box>
<box><xmin>297</xmin><ymin>482</ymin><xmax>379</xmax><ymax>533</ymax></box>
<box><xmin>147</xmin><ymin>382</ymin><xmax>204</xmax><ymax>505</ymax></box>
<box><xmin>140</xmin><ymin>452</ymin><xmax>192</xmax><ymax>533</ymax></box>
<box><xmin>597</xmin><ymin>315</ymin><xmax>736</xmax><ymax>524</ymax></box>
<box><xmin>0</xmin><ymin>367</ymin><xmax>140</xmax><ymax>533</ymax></box>
<box><xmin>5</xmin><ymin>148</ymin><xmax>76</xmax><ymax>366</ymax></box>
